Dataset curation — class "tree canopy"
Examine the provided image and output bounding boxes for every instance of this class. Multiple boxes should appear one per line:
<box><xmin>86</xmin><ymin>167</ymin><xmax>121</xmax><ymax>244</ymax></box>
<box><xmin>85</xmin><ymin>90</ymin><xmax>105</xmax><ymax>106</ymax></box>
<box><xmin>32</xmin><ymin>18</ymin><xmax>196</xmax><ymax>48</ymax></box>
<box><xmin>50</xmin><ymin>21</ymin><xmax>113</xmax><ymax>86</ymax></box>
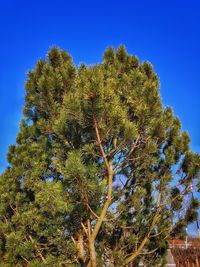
<box><xmin>0</xmin><ymin>46</ymin><xmax>199</xmax><ymax>266</ymax></box>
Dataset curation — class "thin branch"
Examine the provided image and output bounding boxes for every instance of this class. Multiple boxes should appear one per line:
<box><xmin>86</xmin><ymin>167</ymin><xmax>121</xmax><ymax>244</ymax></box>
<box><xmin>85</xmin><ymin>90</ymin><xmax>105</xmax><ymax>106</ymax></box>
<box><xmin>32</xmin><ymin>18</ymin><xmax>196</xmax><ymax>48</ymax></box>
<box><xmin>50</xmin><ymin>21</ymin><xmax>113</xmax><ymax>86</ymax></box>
<box><xmin>71</xmin><ymin>236</ymin><xmax>76</xmax><ymax>246</ymax></box>
<box><xmin>81</xmin><ymin>222</ymin><xmax>89</xmax><ymax>237</ymax></box>
<box><xmin>113</xmin><ymin>135</ymin><xmax>140</xmax><ymax>173</ymax></box>
<box><xmin>90</xmin><ymin>116</ymin><xmax>113</xmax><ymax>242</ymax></box>
<box><xmin>123</xmin><ymin>191</ymin><xmax>161</xmax><ymax>266</ymax></box>
<box><xmin>93</xmin><ymin>116</ymin><xmax>110</xmax><ymax>172</ymax></box>
<box><xmin>150</xmin><ymin>226</ymin><xmax>172</xmax><ymax>238</ymax></box>
<box><xmin>3</xmin><ymin>216</ymin><xmax>8</xmax><ymax>224</ymax></box>
<box><xmin>87</xmin><ymin>219</ymin><xmax>91</xmax><ymax>238</ymax></box>
<box><xmin>20</xmin><ymin>255</ymin><xmax>30</xmax><ymax>264</ymax></box>
<box><xmin>87</xmin><ymin>204</ymin><xmax>99</xmax><ymax>219</ymax></box>
<box><xmin>28</xmin><ymin>235</ymin><xmax>46</xmax><ymax>263</ymax></box>
<box><xmin>90</xmin><ymin>171</ymin><xmax>113</xmax><ymax>242</ymax></box>
<box><xmin>159</xmin><ymin>186</ymin><xmax>188</xmax><ymax>208</ymax></box>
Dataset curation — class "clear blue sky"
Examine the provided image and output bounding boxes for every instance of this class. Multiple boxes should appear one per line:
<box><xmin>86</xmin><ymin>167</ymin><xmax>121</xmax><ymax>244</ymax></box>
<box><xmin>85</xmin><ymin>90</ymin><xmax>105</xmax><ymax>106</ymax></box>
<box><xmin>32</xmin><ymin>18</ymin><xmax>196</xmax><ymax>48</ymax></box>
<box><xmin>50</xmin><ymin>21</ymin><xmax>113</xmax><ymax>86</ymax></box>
<box><xmin>0</xmin><ymin>0</ymin><xmax>199</xmax><ymax>232</ymax></box>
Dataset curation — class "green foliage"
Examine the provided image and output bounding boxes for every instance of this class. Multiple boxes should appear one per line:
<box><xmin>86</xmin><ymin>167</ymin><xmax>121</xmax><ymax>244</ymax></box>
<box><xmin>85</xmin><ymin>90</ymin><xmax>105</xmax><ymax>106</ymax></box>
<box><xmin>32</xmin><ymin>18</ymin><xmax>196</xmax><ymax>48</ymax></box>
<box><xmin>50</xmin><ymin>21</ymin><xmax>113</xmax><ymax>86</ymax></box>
<box><xmin>0</xmin><ymin>46</ymin><xmax>199</xmax><ymax>266</ymax></box>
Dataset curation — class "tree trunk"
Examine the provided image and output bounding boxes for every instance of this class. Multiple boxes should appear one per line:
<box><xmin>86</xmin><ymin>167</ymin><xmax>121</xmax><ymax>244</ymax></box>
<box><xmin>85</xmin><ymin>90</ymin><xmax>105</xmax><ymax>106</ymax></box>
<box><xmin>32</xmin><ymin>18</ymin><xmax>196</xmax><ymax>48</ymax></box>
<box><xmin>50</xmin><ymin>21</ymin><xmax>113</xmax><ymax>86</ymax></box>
<box><xmin>78</xmin><ymin>233</ymin><xmax>85</xmax><ymax>261</ymax></box>
<box><xmin>88</xmin><ymin>240</ymin><xmax>96</xmax><ymax>267</ymax></box>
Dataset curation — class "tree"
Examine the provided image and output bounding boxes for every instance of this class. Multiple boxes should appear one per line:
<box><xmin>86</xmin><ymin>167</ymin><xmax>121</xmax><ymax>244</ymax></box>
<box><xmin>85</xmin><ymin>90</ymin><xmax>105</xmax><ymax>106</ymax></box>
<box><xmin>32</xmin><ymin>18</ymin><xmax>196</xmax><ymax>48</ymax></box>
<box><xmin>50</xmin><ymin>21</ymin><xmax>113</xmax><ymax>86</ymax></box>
<box><xmin>0</xmin><ymin>46</ymin><xmax>199</xmax><ymax>266</ymax></box>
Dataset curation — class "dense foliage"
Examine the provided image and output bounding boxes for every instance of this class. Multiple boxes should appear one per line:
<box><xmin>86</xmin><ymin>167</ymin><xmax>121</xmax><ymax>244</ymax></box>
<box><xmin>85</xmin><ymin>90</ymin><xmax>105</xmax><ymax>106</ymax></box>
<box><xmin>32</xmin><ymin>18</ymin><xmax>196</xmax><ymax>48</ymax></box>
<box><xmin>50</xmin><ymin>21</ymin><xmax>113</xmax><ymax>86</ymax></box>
<box><xmin>0</xmin><ymin>46</ymin><xmax>199</xmax><ymax>266</ymax></box>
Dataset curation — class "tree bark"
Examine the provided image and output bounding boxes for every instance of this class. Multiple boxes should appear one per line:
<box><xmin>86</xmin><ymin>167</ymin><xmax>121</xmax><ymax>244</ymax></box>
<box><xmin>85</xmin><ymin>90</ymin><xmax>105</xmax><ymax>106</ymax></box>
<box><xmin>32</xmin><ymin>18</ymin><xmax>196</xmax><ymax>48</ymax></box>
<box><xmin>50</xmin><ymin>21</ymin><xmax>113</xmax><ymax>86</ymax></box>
<box><xmin>77</xmin><ymin>233</ymin><xmax>85</xmax><ymax>262</ymax></box>
<box><xmin>88</xmin><ymin>240</ymin><xmax>97</xmax><ymax>267</ymax></box>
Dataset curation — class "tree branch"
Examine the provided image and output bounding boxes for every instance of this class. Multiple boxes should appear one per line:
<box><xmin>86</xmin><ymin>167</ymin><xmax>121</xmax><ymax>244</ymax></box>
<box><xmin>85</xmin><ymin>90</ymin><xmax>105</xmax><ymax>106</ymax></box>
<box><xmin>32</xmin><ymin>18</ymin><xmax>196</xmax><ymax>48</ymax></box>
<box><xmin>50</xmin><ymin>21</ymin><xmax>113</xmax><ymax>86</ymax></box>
<box><xmin>90</xmin><ymin>117</ymin><xmax>113</xmax><ymax>241</ymax></box>
<box><xmin>28</xmin><ymin>235</ymin><xmax>46</xmax><ymax>263</ymax></box>
<box><xmin>90</xmin><ymin>172</ymin><xmax>113</xmax><ymax>242</ymax></box>
<box><xmin>81</xmin><ymin>222</ymin><xmax>89</xmax><ymax>237</ymax></box>
<box><xmin>93</xmin><ymin>117</ymin><xmax>110</xmax><ymax>172</ymax></box>
<box><xmin>113</xmin><ymin>135</ymin><xmax>140</xmax><ymax>174</ymax></box>
<box><xmin>87</xmin><ymin>204</ymin><xmax>99</xmax><ymax>219</ymax></box>
<box><xmin>122</xmin><ymin>191</ymin><xmax>161</xmax><ymax>266</ymax></box>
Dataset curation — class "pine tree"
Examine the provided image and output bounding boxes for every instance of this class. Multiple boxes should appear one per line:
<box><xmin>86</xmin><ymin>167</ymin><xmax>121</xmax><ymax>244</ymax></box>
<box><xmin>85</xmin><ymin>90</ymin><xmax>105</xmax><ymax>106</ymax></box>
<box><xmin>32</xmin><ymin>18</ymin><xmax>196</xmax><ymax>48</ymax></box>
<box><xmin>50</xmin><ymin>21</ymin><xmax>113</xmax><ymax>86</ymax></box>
<box><xmin>0</xmin><ymin>46</ymin><xmax>199</xmax><ymax>266</ymax></box>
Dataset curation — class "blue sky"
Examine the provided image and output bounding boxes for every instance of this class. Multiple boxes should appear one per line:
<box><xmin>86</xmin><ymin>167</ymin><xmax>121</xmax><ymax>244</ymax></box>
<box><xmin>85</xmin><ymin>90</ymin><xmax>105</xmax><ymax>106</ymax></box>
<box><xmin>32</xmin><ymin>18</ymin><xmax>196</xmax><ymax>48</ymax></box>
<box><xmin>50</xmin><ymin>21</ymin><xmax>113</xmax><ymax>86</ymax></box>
<box><xmin>0</xmin><ymin>0</ymin><xmax>199</xmax><ymax>232</ymax></box>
